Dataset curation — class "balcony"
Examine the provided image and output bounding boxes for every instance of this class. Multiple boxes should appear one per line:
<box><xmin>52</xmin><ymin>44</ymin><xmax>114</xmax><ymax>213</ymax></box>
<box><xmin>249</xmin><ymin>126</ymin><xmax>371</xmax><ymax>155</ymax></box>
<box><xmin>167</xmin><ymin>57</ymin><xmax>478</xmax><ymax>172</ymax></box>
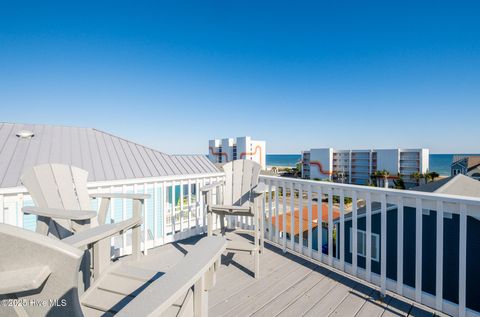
<box><xmin>1</xmin><ymin>172</ymin><xmax>480</xmax><ymax>316</ymax></box>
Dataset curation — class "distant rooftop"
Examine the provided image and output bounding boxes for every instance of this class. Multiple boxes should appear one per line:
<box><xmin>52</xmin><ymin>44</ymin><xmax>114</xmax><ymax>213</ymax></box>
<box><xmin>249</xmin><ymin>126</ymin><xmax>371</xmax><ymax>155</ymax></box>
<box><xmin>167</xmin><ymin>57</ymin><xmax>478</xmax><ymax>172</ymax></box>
<box><xmin>0</xmin><ymin>122</ymin><xmax>219</xmax><ymax>188</ymax></box>
<box><xmin>411</xmin><ymin>174</ymin><xmax>480</xmax><ymax>198</ymax></box>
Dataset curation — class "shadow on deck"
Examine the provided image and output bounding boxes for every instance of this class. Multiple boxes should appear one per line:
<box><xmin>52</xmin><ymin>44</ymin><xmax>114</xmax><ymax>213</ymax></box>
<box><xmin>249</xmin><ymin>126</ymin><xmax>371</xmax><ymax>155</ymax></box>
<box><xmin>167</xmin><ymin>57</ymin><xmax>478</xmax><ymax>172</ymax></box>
<box><xmin>167</xmin><ymin>231</ymin><xmax>446</xmax><ymax>317</ymax></box>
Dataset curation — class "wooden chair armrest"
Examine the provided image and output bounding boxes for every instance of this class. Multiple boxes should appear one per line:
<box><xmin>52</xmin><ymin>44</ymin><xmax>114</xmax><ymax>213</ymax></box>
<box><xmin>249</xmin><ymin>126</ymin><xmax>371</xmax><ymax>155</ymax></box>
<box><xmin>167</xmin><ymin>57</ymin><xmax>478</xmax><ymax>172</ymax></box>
<box><xmin>62</xmin><ymin>217</ymin><xmax>142</xmax><ymax>248</ymax></box>
<box><xmin>252</xmin><ymin>182</ymin><xmax>267</xmax><ymax>196</ymax></box>
<box><xmin>22</xmin><ymin>206</ymin><xmax>96</xmax><ymax>220</ymax></box>
<box><xmin>116</xmin><ymin>236</ymin><xmax>227</xmax><ymax>317</ymax></box>
<box><xmin>0</xmin><ymin>266</ymin><xmax>51</xmax><ymax>294</ymax></box>
<box><xmin>200</xmin><ymin>181</ymin><xmax>224</xmax><ymax>193</ymax></box>
<box><xmin>90</xmin><ymin>193</ymin><xmax>150</xmax><ymax>200</ymax></box>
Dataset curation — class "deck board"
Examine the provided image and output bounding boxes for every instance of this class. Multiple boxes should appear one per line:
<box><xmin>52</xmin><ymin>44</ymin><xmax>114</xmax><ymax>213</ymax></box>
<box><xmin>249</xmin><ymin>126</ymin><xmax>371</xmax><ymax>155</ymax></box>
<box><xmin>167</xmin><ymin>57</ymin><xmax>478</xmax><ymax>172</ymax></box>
<box><xmin>134</xmin><ymin>231</ymin><xmax>445</xmax><ymax>317</ymax></box>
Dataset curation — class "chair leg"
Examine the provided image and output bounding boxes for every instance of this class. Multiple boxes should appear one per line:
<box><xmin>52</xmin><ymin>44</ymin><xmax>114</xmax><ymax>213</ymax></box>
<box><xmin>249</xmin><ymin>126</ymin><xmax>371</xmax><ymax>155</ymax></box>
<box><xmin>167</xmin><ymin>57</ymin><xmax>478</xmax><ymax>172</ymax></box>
<box><xmin>207</xmin><ymin>212</ymin><xmax>213</xmax><ymax>237</ymax></box>
<box><xmin>220</xmin><ymin>214</ymin><xmax>226</xmax><ymax>236</ymax></box>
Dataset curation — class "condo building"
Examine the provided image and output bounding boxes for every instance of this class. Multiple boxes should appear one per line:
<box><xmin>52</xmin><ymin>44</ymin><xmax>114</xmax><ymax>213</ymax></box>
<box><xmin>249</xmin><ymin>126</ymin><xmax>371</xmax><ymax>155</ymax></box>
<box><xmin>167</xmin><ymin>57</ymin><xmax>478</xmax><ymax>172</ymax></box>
<box><xmin>301</xmin><ymin>148</ymin><xmax>429</xmax><ymax>187</ymax></box>
<box><xmin>208</xmin><ymin>136</ymin><xmax>266</xmax><ymax>169</ymax></box>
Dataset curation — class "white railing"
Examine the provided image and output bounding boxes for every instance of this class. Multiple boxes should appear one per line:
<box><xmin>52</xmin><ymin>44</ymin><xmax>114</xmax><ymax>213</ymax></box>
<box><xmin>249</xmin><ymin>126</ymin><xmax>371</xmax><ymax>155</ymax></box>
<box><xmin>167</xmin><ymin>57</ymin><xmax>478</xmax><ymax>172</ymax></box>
<box><xmin>2</xmin><ymin>171</ymin><xmax>480</xmax><ymax>316</ymax></box>
<box><xmin>259</xmin><ymin>175</ymin><xmax>480</xmax><ymax>317</ymax></box>
<box><xmin>0</xmin><ymin>172</ymin><xmax>225</xmax><ymax>256</ymax></box>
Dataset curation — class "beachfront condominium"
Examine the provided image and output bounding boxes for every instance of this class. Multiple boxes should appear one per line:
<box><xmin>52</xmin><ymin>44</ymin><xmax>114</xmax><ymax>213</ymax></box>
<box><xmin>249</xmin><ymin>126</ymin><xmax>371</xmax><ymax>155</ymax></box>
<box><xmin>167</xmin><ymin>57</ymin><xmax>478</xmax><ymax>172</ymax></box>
<box><xmin>208</xmin><ymin>136</ymin><xmax>266</xmax><ymax>169</ymax></box>
<box><xmin>301</xmin><ymin>148</ymin><xmax>429</xmax><ymax>188</ymax></box>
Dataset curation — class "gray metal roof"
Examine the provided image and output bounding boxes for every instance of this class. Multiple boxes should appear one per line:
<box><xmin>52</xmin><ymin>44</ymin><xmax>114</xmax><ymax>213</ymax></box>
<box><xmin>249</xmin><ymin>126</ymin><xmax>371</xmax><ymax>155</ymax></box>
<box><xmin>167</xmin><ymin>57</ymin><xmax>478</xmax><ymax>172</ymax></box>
<box><xmin>0</xmin><ymin>122</ymin><xmax>219</xmax><ymax>188</ymax></box>
<box><xmin>411</xmin><ymin>174</ymin><xmax>480</xmax><ymax>198</ymax></box>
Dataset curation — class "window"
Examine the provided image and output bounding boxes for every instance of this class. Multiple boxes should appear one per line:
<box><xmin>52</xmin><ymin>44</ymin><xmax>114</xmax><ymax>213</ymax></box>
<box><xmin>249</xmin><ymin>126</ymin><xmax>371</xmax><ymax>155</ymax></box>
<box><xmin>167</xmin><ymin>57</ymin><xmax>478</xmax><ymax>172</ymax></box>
<box><xmin>349</xmin><ymin>228</ymin><xmax>380</xmax><ymax>261</ymax></box>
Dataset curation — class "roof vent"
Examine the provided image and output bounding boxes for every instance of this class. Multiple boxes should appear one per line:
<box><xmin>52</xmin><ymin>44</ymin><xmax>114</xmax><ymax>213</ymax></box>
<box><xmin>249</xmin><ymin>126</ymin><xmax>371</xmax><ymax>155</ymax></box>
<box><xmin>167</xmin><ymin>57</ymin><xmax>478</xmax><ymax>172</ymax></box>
<box><xmin>16</xmin><ymin>130</ymin><xmax>35</xmax><ymax>139</ymax></box>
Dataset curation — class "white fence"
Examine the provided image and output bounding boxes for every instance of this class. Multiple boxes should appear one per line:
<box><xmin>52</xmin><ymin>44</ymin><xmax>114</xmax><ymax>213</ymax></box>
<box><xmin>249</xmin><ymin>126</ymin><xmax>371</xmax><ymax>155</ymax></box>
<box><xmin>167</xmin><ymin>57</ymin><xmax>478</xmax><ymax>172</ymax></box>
<box><xmin>259</xmin><ymin>175</ymin><xmax>480</xmax><ymax>317</ymax></box>
<box><xmin>2</xmin><ymin>173</ymin><xmax>480</xmax><ymax>317</ymax></box>
<box><xmin>0</xmin><ymin>172</ymin><xmax>225</xmax><ymax>255</ymax></box>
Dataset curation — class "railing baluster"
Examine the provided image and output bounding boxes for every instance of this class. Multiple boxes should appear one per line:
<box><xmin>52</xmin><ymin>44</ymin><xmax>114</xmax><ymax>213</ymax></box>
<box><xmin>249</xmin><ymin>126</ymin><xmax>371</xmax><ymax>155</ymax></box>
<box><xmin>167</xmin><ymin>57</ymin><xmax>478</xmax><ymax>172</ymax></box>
<box><xmin>415</xmin><ymin>198</ymin><xmax>423</xmax><ymax>302</ymax></box>
<box><xmin>307</xmin><ymin>185</ymin><xmax>313</xmax><ymax>257</ymax></box>
<box><xmin>328</xmin><ymin>188</ymin><xmax>333</xmax><ymax>266</ymax></box>
<box><xmin>171</xmin><ymin>182</ymin><xmax>176</xmax><ymax>234</ymax></box>
<box><xmin>153</xmin><ymin>182</ymin><xmax>158</xmax><ymax>244</ymax></box>
<box><xmin>290</xmin><ymin>182</ymin><xmax>295</xmax><ymax>251</ymax></box>
<box><xmin>380</xmin><ymin>193</ymin><xmax>387</xmax><ymax>296</ymax></box>
<box><xmin>299</xmin><ymin>184</ymin><xmax>304</xmax><ymax>254</ymax></box>
<box><xmin>339</xmin><ymin>189</ymin><xmax>345</xmax><ymax>270</ymax></box>
<box><xmin>282</xmin><ymin>181</ymin><xmax>287</xmax><ymax>252</ymax></box>
<box><xmin>122</xmin><ymin>185</ymin><xmax>127</xmax><ymax>254</ymax></box>
<box><xmin>262</xmin><ymin>183</ymin><xmax>266</xmax><ymax>247</ymax></box>
<box><xmin>366</xmin><ymin>192</ymin><xmax>372</xmax><ymax>282</ymax></box>
<box><xmin>459</xmin><ymin>203</ymin><xmax>467</xmax><ymax>317</ymax></box>
<box><xmin>162</xmin><ymin>181</ymin><xmax>167</xmax><ymax>242</ymax></box>
<box><xmin>352</xmin><ymin>190</ymin><xmax>358</xmax><ymax>276</ymax></box>
<box><xmin>275</xmin><ymin>181</ymin><xmax>279</xmax><ymax>244</ymax></box>
<box><xmin>316</xmin><ymin>187</ymin><xmax>323</xmax><ymax>262</ymax></box>
<box><xmin>187</xmin><ymin>180</ymin><xmax>192</xmax><ymax>230</ymax></box>
<box><xmin>268</xmin><ymin>180</ymin><xmax>273</xmax><ymax>241</ymax></box>
<box><xmin>195</xmin><ymin>179</ymin><xmax>200</xmax><ymax>233</ymax></box>
<box><xmin>143</xmin><ymin>183</ymin><xmax>148</xmax><ymax>254</ymax></box>
<box><xmin>397</xmin><ymin>196</ymin><xmax>404</xmax><ymax>295</ymax></box>
<box><xmin>435</xmin><ymin>200</ymin><xmax>443</xmax><ymax>311</ymax></box>
<box><xmin>180</xmin><ymin>180</ymin><xmax>184</xmax><ymax>233</ymax></box>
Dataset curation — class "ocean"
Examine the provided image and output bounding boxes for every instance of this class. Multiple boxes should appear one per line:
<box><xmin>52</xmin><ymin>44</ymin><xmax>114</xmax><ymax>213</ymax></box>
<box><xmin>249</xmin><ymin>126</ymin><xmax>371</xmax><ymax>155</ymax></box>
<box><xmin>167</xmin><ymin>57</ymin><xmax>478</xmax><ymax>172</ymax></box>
<box><xmin>266</xmin><ymin>154</ymin><xmax>473</xmax><ymax>176</ymax></box>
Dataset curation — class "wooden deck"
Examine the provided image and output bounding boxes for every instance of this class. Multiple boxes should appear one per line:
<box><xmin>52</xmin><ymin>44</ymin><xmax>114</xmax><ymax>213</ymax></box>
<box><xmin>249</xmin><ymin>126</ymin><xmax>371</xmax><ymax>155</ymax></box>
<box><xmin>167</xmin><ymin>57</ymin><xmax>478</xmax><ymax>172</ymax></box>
<box><xmin>144</xmin><ymin>231</ymin><xmax>446</xmax><ymax>317</ymax></box>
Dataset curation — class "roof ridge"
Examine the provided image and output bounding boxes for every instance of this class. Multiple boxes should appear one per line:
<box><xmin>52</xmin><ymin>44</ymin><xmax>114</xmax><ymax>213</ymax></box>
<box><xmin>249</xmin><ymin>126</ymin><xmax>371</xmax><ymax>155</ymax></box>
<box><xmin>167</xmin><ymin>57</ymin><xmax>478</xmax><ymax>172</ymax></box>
<box><xmin>92</xmin><ymin>128</ymin><xmax>167</xmax><ymax>156</ymax></box>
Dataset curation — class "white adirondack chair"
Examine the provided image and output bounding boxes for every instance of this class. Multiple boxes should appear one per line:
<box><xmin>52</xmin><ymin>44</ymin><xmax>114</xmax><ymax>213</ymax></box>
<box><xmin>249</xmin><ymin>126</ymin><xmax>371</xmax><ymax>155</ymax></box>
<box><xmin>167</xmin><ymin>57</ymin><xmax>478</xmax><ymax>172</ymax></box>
<box><xmin>20</xmin><ymin>164</ymin><xmax>149</xmax><ymax>288</ymax></box>
<box><xmin>20</xmin><ymin>163</ymin><xmax>147</xmax><ymax>238</ymax></box>
<box><xmin>201</xmin><ymin>160</ymin><xmax>266</xmax><ymax>278</ymax></box>
<box><xmin>0</xmin><ymin>223</ymin><xmax>226</xmax><ymax>317</ymax></box>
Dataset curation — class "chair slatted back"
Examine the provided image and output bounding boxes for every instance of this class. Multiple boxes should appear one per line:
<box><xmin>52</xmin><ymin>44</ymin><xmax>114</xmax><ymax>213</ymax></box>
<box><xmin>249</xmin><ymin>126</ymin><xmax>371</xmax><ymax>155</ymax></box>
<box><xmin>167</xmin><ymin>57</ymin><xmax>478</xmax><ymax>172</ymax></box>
<box><xmin>222</xmin><ymin>160</ymin><xmax>261</xmax><ymax>207</ymax></box>
<box><xmin>21</xmin><ymin>164</ymin><xmax>93</xmax><ymax>237</ymax></box>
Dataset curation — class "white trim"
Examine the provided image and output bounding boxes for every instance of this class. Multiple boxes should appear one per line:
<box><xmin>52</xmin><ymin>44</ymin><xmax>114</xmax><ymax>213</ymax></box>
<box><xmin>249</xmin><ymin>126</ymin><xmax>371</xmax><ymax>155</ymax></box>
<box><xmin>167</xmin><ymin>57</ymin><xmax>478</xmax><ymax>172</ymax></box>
<box><xmin>349</xmin><ymin>227</ymin><xmax>380</xmax><ymax>262</ymax></box>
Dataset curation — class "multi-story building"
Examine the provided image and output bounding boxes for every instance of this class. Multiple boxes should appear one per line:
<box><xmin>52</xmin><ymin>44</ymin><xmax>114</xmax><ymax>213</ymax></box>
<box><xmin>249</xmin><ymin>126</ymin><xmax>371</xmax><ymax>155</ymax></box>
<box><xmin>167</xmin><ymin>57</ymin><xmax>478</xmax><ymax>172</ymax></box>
<box><xmin>208</xmin><ymin>136</ymin><xmax>266</xmax><ymax>169</ymax></box>
<box><xmin>301</xmin><ymin>148</ymin><xmax>429</xmax><ymax>188</ymax></box>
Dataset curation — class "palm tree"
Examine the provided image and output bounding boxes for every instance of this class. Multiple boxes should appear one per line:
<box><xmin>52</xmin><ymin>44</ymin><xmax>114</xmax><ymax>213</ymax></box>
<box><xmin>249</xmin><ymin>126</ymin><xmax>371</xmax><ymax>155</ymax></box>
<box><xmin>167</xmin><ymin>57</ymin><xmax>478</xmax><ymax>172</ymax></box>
<box><xmin>393</xmin><ymin>173</ymin><xmax>406</xmax><ymax>189</ymax></box>
<box><xmin>424</xmin><ymin>171</ymin><xmax>440</xmax><ymax>183</ymax></box>
<box><xmin>411</xmin><ymin>171</ymin><xmax>423</xmax><ymax>184</ymax></box>
<box><xmin>374</xmin><ymin>170</ymin><xmax>390</xmax><ymax>188</ymax></box>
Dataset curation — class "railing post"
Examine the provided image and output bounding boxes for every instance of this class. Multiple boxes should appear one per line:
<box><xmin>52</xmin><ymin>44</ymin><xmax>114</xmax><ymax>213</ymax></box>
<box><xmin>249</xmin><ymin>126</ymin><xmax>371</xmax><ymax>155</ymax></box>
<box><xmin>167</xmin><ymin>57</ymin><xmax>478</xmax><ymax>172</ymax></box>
<box><xmin>352</xmin><ymin>190</ymin><xmax>358</xmax><ymax>276</ymax></box>
<box><xmin>290</xmin><ymin>182</ymin><xmax>295</xmax><ymax>251</ymax></box>
<box><xmin>317</xmin><ymin>187</ymin><xmax>323</xmax><ymax>262</ymax></box>
<box><xmin>307</xmin><ymin>185</ymin><xmax>313</xmax><ymax>258</ymax></box>
<box><xmin>282</xmin><ymin>181</ymin><xmax>287</xmax><ymax>252</ymax></box>
<box><xmin>459</xmin><ymin>204</ymin><xmax>467</xmax><ymax>317</ymax></box>
<box><xmin>435</xmin><ymin>200</ymin><xmax>443</xmax><ymax>311</ymax></box>
<box><xmin>299</xmin><ymin>184</ymin><xmax>303</xmax><ymax>254</ymax></box>
<box><xmin>339</xmin><ymin>189</ymin><xmax>345</xmax><ymax>270</ymax></box>
<box><xmin>380</xmin><ymin>193</ymin><xmax>387</xmax><ymax>296</ymax></box>
<box><xmin>328</xmin><ymin>188</ymin><xmax>333</xmax><ymax>266</ymax></box>
<box><xmin>275</xmin><ymin>180</ymin><xmax>279</xmax><ymax>244</ymax></box>
<box><xmin>415</xmin><ymin>198</ymin><xmax>423</xmax><ymax>302</ymax></box>
<box><xmin>397</xmin><ymin>196</ymin><xmax>404</xmax><ymax>295</ymax></box>
<box><xmin>365</xmin><ymin>191</ymin><xmax>372</xmax><ymax>282</ymax></box>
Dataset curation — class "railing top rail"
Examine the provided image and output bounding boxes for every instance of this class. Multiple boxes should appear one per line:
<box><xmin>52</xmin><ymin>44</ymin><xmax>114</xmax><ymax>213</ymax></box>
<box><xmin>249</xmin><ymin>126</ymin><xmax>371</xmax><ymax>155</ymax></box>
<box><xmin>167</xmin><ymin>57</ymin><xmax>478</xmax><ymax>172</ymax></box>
<box><xmin>259</xmin><ymin>175</ymin><xmax>480</xmax><ymax>206</ymax></box>
<box><xmin>0</xmin><ymin>172</ymin><xmax>225</xmax><ymax>196</ymax></box>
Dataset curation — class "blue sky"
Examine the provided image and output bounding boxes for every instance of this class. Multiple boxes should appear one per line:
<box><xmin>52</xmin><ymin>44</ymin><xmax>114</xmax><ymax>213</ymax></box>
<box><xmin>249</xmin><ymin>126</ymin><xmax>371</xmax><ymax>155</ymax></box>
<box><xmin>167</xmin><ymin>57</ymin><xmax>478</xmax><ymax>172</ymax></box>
<box><xmin>1</xmin><ymin>1</ymin><xmax>479</xmax><ymax>154</ymax></box>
